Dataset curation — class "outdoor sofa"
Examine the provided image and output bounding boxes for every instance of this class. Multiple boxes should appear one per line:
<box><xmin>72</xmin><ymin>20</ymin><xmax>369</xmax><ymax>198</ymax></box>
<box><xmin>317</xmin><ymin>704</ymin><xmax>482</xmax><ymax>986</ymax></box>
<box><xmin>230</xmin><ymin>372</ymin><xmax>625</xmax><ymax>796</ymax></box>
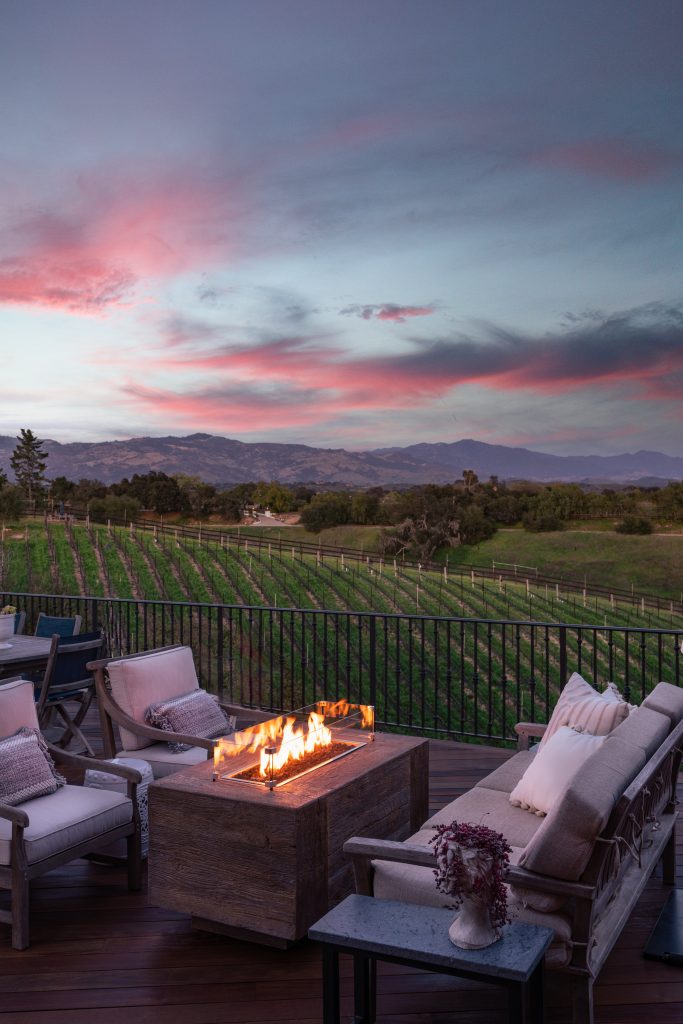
<box><xmin>345</xmin><ymin>676</ymin><xmax>683</xmax><ymax>1024</ymax></box>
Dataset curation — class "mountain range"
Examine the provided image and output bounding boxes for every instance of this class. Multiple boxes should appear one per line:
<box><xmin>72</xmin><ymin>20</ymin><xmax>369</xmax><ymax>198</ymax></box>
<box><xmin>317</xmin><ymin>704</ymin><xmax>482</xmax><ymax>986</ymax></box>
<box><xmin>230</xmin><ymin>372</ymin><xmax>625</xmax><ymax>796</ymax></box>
<box><xmin>0</xmin><ymin>433</ymin><xmax>681</xmax><ymax>487</ymax></box>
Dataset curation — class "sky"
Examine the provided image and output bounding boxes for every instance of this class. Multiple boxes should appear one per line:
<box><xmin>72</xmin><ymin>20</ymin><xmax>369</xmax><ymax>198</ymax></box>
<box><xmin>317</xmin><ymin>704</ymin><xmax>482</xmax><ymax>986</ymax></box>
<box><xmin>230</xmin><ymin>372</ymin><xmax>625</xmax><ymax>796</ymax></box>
<box><xmin>2</xmin><ymin>0</ymin><xmax>683</xmax><ymax>456</ymax></box>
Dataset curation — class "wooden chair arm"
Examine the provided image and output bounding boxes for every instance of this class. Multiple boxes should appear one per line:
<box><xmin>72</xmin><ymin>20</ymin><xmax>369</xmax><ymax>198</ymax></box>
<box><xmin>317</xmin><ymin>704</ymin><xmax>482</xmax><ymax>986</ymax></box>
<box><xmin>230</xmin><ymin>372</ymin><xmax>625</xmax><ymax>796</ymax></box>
<box><xmin>514</xmin><ymin>722</ymin><xmax>547</xmax><ymax>751</ymax></box>
<box><xmin>48</xmin><ymin>745</ymin><xmax>143</xmax><ymax>783</ymax></box>
<box><xmin>218</xmin><ymin>701</ymin><xmax>277</xmax><ymax>726</ymax></box>
<box><xmin>96</xmin><ymin>682</ymin><xmax>214</xmax><ymax>751</ymax></box>
<box><xmin>344</xmin><ymin>836</ymin><xmax>434</xmax><ymax>868</ymax></box>
<box><xmin>505</xmin><ymin>864</ymin><xmax>595</xmax><ymax>900</ymax></box>
<box><xmin>0</xmin><ymin>802</ymin><xmax>29</xmax><ymax>827</ymax></box>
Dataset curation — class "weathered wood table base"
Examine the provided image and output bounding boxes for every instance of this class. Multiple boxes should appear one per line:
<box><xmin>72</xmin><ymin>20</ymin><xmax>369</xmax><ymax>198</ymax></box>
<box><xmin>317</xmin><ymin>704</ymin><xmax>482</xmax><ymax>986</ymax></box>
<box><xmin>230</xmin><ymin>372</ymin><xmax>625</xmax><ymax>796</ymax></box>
<box><xmin>148</xmin><ymin>731</ymin><xmax>429</xmax><ymax>945</ymax></box>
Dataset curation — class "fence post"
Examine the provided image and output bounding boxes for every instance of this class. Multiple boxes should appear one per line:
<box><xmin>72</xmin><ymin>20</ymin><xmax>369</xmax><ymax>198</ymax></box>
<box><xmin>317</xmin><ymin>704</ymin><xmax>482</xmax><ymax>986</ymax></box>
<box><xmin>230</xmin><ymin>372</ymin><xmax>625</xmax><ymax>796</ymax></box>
<box><xmin>369</xmin><ymin>615</ymin><xmax>377</xmax><ymax>709</ymax></box>
<box><xmin>559</xmin><ymin>626</ymin><xmax>567</xmax><ymax>688</ymax></box>
<box><xmin>216</xmin><ymin>605</ymin><xmax>225</xmax><ymax>699</ymax></box>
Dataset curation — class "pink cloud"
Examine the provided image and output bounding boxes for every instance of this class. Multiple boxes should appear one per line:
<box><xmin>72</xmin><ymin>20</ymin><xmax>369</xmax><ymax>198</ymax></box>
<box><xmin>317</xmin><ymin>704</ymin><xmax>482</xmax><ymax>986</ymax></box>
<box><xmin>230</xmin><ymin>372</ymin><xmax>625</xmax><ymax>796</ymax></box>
<box><xmin>0</xmin><ymin>172</ymin><xmax>242</xmax><ymax>314</ymax></box>
<box><xmin>117</xmin><ymin>303</ymin><xmax>683</xmax><ymax>432</ymax></box>
<box><xmin>530</xmin><ymin>138</ymin><xmax>680</xmax><ymax>183</ymax></box>
<box><xmin>341</xmin><ymin>303</ymin><xmax>434</xmax><ymax>323</ymax></box>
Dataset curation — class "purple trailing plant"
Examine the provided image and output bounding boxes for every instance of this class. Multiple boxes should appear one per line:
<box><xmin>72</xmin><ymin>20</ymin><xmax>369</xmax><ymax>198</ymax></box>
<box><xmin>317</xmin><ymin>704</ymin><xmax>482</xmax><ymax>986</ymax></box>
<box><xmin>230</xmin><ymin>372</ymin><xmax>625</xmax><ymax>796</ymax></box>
<box><xmin>430</xmin><ymin>820</ymin><xmax>512</xmax><ymax>934</ymax></box>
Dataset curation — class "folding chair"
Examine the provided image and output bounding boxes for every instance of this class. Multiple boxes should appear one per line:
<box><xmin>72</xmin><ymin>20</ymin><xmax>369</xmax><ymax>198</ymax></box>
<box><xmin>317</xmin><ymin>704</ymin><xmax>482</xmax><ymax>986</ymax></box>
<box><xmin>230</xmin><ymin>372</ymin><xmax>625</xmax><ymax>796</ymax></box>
<box><xmin>35</xmin><ymin>631</ymin><xmax>105</xmax><ymax>755</ymax></box>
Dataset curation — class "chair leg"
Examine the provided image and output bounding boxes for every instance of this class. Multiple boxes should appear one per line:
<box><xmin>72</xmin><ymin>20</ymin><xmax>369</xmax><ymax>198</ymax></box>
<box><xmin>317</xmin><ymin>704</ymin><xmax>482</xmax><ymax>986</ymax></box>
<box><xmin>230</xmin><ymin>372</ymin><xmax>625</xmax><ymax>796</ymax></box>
<box><xmin>11</xmin><ymin>869</ymin><xmax>30</xmax><ymax>951</ymax></box>
<box><xmin>127</xmin><ymin>830</ymin><xmax>142</xmax><ymax>891</ymax></box>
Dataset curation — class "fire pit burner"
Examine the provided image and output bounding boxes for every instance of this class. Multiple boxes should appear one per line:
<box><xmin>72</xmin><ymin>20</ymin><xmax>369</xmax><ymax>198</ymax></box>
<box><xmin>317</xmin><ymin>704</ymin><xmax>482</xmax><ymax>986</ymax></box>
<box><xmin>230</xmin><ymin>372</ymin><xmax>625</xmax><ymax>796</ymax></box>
<box><xmin>228</xmin><ymin>738</ymin><xmax>364</xmax><ymax>788</ymax></box>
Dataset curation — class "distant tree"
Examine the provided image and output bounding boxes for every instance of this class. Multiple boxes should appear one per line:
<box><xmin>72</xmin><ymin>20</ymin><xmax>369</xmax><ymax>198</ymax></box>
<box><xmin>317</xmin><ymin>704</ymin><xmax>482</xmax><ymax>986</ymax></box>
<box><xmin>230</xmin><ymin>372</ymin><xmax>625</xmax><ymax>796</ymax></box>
<box><xmin>88</xmin><ymin>495</ymin><xmax>142</xmax><ymax>524</ymax></box>
<box><xmin>350</xmin><ymin>491</ymin><xmax>381</xmax><ymax>525</ymax></box>
<box><xmin>461</xmin><ymin>469</ymin><xmax>479</xmax><ymax>494</ymax></box>
<box><xmin>10</xmin><ymin>428</ymin><xmax>47</xmax><ymax>506</ymax></box>
<box><xmin>50</xmin><ymin>476</ymin><xmax>76</xmax><ymax>503</ymax></box>
<box><xmin>0</xmin><ymin>485</ymin><xmax>23</xmax><ymax>520</ymax></box>
<box><xmin>0</xmin><ymin>468</ymin><xmax>7</xmax><ymax>489</ymax></box>
<box><xmin>300</xmin><ymin>492</ymin><xmax>352</xmax><ymax>532</ymax></box>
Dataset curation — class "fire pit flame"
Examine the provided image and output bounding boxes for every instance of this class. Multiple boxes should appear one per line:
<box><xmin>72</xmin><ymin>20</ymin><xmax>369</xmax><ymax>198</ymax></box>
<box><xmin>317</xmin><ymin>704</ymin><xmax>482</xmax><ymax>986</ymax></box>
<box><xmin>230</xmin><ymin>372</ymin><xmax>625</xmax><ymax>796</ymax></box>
<box><xmin>213</xmin><ymin>701</ymin><xmax>375</xmax><ymax>788</ymax></box>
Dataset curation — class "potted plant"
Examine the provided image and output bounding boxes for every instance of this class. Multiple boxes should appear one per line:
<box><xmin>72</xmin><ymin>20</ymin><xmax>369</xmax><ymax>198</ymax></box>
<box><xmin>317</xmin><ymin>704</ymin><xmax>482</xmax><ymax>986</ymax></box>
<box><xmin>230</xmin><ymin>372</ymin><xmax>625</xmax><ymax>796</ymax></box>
<box><xmin>0</xmin><ymin>604</ymin><xmax>17</xmax><ymax>642</ymax></box>
<box><xmin>430</xmin><ymin>820</ymin><xmax>511</xmax><ymax>949</ymax></box>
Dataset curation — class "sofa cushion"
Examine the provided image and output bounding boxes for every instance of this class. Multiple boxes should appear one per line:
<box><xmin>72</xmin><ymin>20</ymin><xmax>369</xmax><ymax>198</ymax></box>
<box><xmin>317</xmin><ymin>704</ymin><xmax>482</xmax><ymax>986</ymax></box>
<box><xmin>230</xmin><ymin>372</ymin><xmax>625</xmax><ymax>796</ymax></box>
<box><xmin>0</xmin><ymin>727</ymin><xmax>66</xmax><ymax>806</ymax></box>
<box><xmin>0</xmin><ymin>679</ymin><xmax>40</xmax><ymax>738</ymax></box>
<box><xmin>609</xmin><ymin>704</ymin><xmax>670</xmax><ymax>757</ymax></box>
<box><xmin>107</xmin><ymin>646</ymin><xmax>200</xmax><ymax>751</ymax></box>
<box><xmin>474</xmin><ymin>749</ymin><xmax>536</xmax><ymax>794</ymax></box>
<box><xmin>145</xmin><ymin>689</ymin><xmax>234</xmax><ymax>752</ymax></box>
<box><xmin>509</xmin><ymin>727</ymin><xmax>607</xmax><ymax>817</ymax></box>
<box><xmin>424</xmin><ymin>786</ymin><xmax>543</xmax><ymax>849</ymax></box>
<box><xmin>540</xmin><ymin>672</ymin><xmax>629</xmax><ymax>750</ymax></box>
<box><xmin>519</xmin><ymin>735</ymin><xmax>646</xmax><ymax>881</ymax></box>
<box><xmin>642</xmin><ymin>682</ymin><xmax>683</xmax><ymax>727</ymax></box>
<box><xmin>0</xmin><ymin>785</ymin><xmax>132</xmax><ymax>865</ymax></box>
<box><xmin>117</xmin><ymin>741</ymin><xmax>209</xmax><ymax>778</ymax></box>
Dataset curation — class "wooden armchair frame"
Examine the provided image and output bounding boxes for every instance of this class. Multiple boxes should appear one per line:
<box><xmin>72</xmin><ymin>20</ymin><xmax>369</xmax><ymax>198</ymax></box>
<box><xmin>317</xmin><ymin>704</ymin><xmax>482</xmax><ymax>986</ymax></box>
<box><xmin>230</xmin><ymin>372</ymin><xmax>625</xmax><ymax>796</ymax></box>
<box><xmin>0</xmin><ymin>745</ymin><xmax>142</xmax><ymax>950</ymax></box>
<box><xmin>90</xmin><ymin>646</ymin><xmax>275</xmax><ymax>760</ymax></box>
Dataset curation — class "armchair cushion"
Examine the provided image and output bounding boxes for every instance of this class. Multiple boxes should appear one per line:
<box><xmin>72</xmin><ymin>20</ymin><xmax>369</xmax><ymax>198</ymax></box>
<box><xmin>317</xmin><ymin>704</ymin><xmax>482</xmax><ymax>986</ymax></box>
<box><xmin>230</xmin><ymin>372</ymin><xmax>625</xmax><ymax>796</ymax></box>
<box><xmin>539</xmin><ymin>672</ymin><xmax>629</xmax><ymax>750</ymax></box>
<box><xmin>107</xmin><ymin>646</ymin><xmax>200</xmax><ymax>751</ymax></box>
<box><xmin>0</xmin><ymin>785</ymin><xmax>132</xmax><ymax>865</ymax></box>
<box><xmin>0</xmin><ymin>727</ymin><xmax>66</xmax><ymax>806</ymax></box>
<box><xmin>116</xmin><ymin>741</ymin><xmax>210</xmax><ymax>778</ymax></box>
<box><xmin>0</xmin><ymin>679</ymin><xmax>40</xmax><ymax>739</ymax></box>
<box><xmin>145</xmin><ymin>689</ymin><xmax>234</xmax><ymax>752</ymax></box>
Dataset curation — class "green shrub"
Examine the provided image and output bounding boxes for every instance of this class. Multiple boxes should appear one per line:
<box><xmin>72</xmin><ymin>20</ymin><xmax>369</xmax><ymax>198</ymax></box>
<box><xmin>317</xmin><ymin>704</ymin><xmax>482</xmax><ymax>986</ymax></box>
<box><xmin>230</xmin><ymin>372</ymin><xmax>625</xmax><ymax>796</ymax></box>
<box><xmin>616</xmin><ymin>515</ymin><xmax>653</xmax><ymax>535</ymax></box>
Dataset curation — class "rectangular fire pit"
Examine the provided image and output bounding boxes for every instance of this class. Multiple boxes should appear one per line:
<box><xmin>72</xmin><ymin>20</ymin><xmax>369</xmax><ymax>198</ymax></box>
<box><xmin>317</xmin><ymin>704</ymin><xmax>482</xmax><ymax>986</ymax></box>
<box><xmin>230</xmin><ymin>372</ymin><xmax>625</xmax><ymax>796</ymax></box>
<box><xmin>148</xmin><ymin>728</ymin><xmax>429</xmax><ymax>946</ymax></box>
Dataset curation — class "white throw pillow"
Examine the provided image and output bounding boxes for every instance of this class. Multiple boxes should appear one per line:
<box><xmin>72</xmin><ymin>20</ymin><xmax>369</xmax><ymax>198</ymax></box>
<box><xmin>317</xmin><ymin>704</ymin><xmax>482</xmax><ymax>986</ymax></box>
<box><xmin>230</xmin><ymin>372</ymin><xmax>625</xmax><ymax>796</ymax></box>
<box><xmin>509</xmin><ymin>726</ymin><xmax>606</xmax><ymax>816</ymax></box>
<box><xmin>539</xmin><ymin>672</ymin><xmax>629</xmax><ymax>750</ymax></box>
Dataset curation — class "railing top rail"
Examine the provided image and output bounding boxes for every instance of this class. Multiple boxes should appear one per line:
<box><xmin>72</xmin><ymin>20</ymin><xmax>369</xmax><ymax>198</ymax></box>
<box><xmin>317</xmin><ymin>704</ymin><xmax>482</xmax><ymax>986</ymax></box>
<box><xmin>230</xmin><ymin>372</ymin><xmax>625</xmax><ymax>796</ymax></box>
<box><xmin>3</xmin><ymin>589</ymin><xmax>683</xmax><ymax>638</ymax></box>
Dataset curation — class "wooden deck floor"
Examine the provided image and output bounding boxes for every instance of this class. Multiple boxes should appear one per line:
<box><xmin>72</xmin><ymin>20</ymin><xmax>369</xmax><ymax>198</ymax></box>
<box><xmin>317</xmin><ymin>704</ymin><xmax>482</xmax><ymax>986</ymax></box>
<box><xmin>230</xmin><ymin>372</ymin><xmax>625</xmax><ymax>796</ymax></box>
<box><xmin>1</xmin><ymin>727</ymin><xmax>682</xmax><ymax>1022</ymax></box>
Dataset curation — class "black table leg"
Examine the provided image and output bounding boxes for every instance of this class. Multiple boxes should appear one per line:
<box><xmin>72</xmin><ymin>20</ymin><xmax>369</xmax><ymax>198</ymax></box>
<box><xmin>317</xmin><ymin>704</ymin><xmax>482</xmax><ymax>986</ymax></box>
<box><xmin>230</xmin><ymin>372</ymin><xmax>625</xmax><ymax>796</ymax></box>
<box><xmin>322</xmin><ymin>946</ymin><xmax>340</xmax><ymax>1024</ymax></box>
<box><xmin>353</xmin><ymin>953</ymin><xmax>375</xmax><ymax>1023</ymax></box>
<box><xmin>528</xmin><ymin>961</ymin><xmax>545</xmax><ymax>1023</ymax></box>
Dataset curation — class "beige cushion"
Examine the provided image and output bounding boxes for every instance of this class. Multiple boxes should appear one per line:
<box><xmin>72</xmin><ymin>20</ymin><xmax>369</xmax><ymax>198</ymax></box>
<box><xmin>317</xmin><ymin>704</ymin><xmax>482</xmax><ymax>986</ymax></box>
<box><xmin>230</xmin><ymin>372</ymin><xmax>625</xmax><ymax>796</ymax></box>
<box><xmin>424</xmin><ymin>786</ymin><xmax>543</xmax><ymax>849</ymax></box>
<box><xmin>540</xmin><ymin>672</ymin><xmax>629</xmax><ymax>750</ymax></box>
<box><xmin>0</xmin><ymin>679</ymin><xmax>40</xmax><ymax>738</ymax></box>
<box><xmin>117</xmin><ymin>742</ymin><xmax>209</xmax><ymax>778</ymax></box>
<box><xmin>610</xmin><ymin>705</ymin><xmax>670</xmax><ymax>756</ymax></box>
<box><xmin>474</xmin><ymin>750</ymin><xmax>535</xmax><ymax>793</ymax></box>
<box><xmin>520</xmin><ymin>736</ymin><xmax>646</xmax><ymax>881</ymax></box>
<box><xmin>0</xmin><ymin>785</ymin><xmax>132</xmax><ymax>865</ymax></box>
<box><xmin>642</xmin><ymin>682</ymin><xmax>683</xmax><ymax>727</ymax></box>
<box><xmin>510</xmin><ymin>727</ymin><xmax>606</xmax><ymax>817</ymax></box>
<box><xmin>107</xmin><ymin>646</ymin><xmax>200</xmax><ymax>751</ymax></box>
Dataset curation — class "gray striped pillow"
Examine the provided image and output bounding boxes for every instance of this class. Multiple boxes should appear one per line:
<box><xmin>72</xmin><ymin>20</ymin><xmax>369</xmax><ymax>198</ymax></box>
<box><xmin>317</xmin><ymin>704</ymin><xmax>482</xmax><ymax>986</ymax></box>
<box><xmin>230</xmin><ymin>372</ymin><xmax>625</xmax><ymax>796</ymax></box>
<box><xmin>0</xmin><ymin>727</ymin><xmax>66</xmax><ymax>806</ymax></box>
<box><xmin>145</xmin><ymin>689</ymin><xmax>234</xmax><ymax>752</ymax></box>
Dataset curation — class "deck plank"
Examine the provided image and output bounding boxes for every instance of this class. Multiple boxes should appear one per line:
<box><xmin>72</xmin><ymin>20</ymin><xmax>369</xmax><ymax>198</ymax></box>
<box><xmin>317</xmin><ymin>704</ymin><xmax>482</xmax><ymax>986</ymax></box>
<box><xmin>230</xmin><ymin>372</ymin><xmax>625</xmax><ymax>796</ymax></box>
<box><xmin>0</xmin><ymin>719</ymin><xmax>681</xmax><ymax>1023</ymax></box>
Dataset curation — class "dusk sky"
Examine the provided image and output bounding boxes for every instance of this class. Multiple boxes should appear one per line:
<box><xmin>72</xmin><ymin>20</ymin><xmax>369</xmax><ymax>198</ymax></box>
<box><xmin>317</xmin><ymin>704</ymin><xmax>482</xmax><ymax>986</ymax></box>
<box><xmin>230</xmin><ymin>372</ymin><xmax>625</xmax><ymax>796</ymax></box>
<box><xmin>2</xmin><ymin>0</ymin><xmax>682</xmax><ymax>456</ymax></box>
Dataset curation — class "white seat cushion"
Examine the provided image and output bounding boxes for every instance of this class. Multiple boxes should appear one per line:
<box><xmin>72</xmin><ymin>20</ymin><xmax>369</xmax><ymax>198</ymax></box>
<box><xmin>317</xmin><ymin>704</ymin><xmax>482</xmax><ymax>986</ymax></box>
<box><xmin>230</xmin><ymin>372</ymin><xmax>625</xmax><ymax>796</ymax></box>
<box><xmin>116</xmin><ymin>742</ymin><xmax>209</xmax><ymax>778</ymax></box>
<box><xmin>0</xmin><ymin>785</ymin><xmax>132</xmax><ymax>865</ymax></box>
<box><xmin>107</xmin><ymin>647</ymin><xmax>200</xmax><ymax>751</ymax></box>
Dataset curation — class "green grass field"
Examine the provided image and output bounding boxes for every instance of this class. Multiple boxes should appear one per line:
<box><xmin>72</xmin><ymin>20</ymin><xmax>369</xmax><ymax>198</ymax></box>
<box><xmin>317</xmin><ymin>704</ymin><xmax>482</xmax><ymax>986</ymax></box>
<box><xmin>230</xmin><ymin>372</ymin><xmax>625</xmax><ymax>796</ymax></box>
<box><xmin>447</xmin><ymin>529</ymin><xmax>683</xmax><ymax>601</ymax></box>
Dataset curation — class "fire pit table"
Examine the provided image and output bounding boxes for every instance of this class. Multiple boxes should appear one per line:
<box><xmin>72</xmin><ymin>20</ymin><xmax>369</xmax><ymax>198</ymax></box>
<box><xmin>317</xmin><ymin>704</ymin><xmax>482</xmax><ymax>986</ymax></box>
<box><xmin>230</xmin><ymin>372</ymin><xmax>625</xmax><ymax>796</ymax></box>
<box><xmin>148</xmin><ymin>725</ymin><xmax>428</xmax><ymax>946</ymax></box>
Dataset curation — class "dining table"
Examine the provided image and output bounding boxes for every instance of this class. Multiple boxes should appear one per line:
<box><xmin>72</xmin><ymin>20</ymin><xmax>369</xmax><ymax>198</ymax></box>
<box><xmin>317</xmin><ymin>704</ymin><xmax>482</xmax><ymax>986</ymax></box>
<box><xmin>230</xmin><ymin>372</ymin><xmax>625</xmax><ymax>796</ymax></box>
<box><xmin>0</xmin><ymin>634</ymin><xmax>53</xmax><ymax>679</ymax></box>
